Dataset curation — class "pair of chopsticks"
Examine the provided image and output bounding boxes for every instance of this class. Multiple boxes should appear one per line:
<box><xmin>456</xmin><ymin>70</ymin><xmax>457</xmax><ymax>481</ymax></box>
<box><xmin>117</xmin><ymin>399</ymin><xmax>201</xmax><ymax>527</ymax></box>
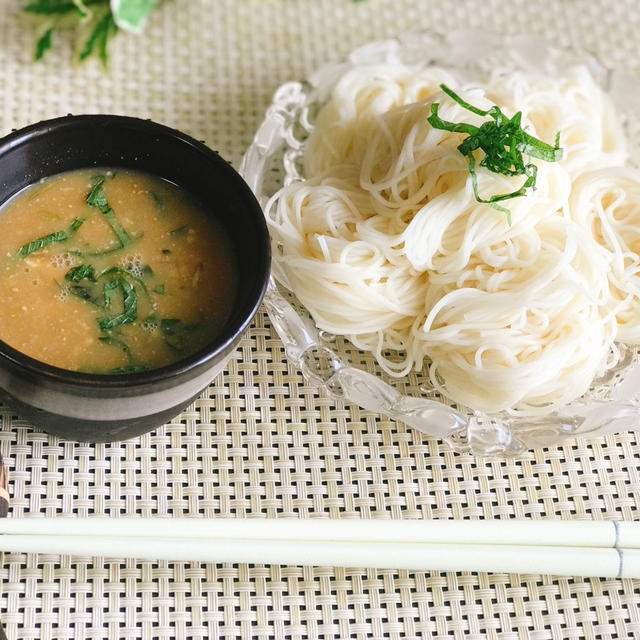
<box><xmin>1</xmin><ymin>518</ymin><xmax>639</xmax><ymax>578</ymax></box>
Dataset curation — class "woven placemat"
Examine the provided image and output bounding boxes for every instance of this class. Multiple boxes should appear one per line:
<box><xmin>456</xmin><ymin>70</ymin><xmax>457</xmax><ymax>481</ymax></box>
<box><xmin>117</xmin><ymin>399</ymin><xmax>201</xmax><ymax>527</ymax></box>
<box><xmin>0</xmin><ymin>0</ymin><xmax>639</xmax><ymax>638</ymax></box>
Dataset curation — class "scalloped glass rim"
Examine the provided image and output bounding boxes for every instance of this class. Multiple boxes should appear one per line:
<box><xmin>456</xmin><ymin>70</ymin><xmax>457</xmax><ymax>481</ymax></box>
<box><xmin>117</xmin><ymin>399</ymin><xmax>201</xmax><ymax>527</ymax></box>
<box><xmin>240</xmin><ymin>29</ymin><xmax>640</xmax><ymax>456</ymax></box>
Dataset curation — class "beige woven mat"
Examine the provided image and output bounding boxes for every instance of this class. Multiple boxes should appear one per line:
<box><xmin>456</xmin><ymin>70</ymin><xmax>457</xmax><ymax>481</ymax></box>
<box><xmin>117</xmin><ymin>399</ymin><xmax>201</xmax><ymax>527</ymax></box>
<box><xmin>0</xmin><ymin>0</ymin><xmax>639</xmax><ymax>638</ymax></box>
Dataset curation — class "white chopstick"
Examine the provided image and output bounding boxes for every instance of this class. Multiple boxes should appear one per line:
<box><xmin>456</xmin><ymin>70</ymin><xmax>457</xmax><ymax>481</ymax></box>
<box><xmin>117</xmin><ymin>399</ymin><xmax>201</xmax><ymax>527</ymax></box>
<box><xmin>1</xmin><ymin>517</ymin><xmax>639</xmax><ymax>548</ymax></box>
<box><xmin>1</xmin><ymin>518</ymin><xmax>638</xmax><ymax>578</ymax></box>
<box><xmin>2</xmin><ymin>535</ymin><xmax>638</xmax><ymax>577</ymax></box>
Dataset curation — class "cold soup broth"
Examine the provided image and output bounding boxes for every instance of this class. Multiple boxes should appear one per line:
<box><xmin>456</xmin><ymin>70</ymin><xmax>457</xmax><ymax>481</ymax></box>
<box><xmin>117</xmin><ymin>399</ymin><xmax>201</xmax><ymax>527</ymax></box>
<box><xmin>0</xmin><ymin>168</ymin><xmax>237</xmax><ymax>373</ymax></box>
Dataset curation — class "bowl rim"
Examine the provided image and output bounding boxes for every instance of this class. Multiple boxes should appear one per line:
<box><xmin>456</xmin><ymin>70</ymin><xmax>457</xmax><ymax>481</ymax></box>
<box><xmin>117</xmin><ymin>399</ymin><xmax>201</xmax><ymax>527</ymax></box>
<box><xmin>0</xmin><ymin>113</ymin><xmax>271</xmax><ymax>389</ymax></box>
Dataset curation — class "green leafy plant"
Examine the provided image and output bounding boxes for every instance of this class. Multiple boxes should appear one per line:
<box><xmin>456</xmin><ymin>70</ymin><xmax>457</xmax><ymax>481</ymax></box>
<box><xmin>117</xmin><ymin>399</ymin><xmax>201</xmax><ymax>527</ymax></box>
<box><xmin>23</xmin><ymin>0</ymin><xmax>159</xmax><ymax>64</ymax></box>
<box><xmin>427</xmin><ymin>84</ymin><xmax>562</xmax><ymax>224</ymax></box>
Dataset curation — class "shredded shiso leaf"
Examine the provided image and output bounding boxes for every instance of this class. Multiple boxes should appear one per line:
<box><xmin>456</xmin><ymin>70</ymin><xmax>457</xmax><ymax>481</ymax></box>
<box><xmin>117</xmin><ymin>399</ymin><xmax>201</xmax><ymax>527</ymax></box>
<box><xmin>428</xmin><ymin>84</ymin><xmax>563</xmax><ymax>224</ymax></box>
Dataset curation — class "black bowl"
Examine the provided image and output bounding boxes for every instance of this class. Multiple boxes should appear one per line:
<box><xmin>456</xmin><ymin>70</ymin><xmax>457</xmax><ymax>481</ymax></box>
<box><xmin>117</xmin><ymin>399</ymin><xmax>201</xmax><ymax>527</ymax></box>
<box><xmin>0</xmin><ymin>115</ymin><xmax>270</xmax><ymax>442</ymax></box>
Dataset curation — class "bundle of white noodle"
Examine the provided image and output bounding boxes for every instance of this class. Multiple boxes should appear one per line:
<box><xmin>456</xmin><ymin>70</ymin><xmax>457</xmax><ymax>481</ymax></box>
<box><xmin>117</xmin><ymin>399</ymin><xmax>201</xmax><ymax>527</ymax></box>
<box><xmin>266</xmin><ymin>63</ymin><xmax>640</xmax><ymax>415</ymax></box>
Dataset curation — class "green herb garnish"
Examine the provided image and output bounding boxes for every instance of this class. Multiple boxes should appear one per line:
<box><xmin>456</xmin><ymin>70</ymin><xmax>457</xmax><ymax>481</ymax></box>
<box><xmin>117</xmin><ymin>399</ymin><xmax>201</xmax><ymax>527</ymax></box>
<box><xmin>427</xmin><ymin>84</ymin><xmax>563</xmax><ymax>224</ymax></box>
<box><xmin>70</xmin><ymin>242</ymin><xmax>133</xmax><ymax>258</ymax></box>
<box><xmin>153</xmin><ymin>284</ymin><xmax>165</xmax><ymax>294</ymax></box>
<box><xmin>160</xmin><ymin>318</ymin><xmax>197</xmax><ymax>351</ymax></box>
<box><xmin>65</xmin><ymin>263</ymin><xmax>97</xmax><ymax>282</ymax></box>
<box><xmin>64</xmin><ymin>263</ymin><xmax>106</xmax><ymax>306</ymax></box>
<box><xmin>149</xmin><ymin>190</ymin><xmax>166</xmax><ymax>211</ymax></box>
<box><xmin>98</xmin><ymin>331</ymin><xmax>149</xmax><ymax>373</ymax></box>
<box><xmin>98</xmin><ymin>331</ymin><xmax>132</xmax><ymax>358</ymax></box>
<box><xmin>102</xmin><ymin>276</ymin><xmax>120</xmax><ymax>308</ymax></box>
<box><xmin>64</xmin><ymin>263</ymin><xmax>150</xmax><ymax>312</ymax></box>
<box><xmin>86</xmin><ymin>177</ymin><xmax>133</xmax><ymax>247</ymax></box>
<box><xmin>17</xmin><ymin>217</ymin><xmax>84</xmax><ymax>257</ymax></box>
<box><xmin>97</xmin><ymin>276</ymin><xmax>137</xmax><ymax>330</ymax></box>
<box><xmin>67</xmin><ymin>284</ymin><xmax>102</xmax><ymax>306</ymax></box>
<box><xmin>169</xmin><ymin>225</ymin><xmax>189</xmax><ymax>238</ymax></box>
<box><xmin>98</xmin><ymin>265</ymin><xmax>149</xmax><ymax>296</ymax></box>
<box><xmin>109</xmin><ymin>364</ymin><xmax>149</xmax><ymax>374</ymax></box>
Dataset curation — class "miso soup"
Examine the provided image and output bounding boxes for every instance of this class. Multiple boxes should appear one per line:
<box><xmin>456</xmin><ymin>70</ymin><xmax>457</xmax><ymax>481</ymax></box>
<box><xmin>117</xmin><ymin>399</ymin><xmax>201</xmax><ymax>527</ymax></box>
<box><xmin>0</xmin><ymin>168</ymin><xmax>238</xmax><ymax>373</ymax></box>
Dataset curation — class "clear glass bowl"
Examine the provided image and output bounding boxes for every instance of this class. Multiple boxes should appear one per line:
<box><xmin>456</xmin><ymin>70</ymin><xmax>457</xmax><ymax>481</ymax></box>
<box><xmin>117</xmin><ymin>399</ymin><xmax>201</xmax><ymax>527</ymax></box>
<box><xmin>240</xmin><ymin>29</ymin><xmax>640</xmax><ymax>456</ymax></box>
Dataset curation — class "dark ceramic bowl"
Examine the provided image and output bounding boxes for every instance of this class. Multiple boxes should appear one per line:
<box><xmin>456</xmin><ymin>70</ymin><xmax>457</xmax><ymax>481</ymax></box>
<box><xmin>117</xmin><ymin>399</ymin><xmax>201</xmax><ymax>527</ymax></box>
<box><xmin>0</xmin><ymin>115</ymin><xmax>270</xmax><ymax>442</ymax></box>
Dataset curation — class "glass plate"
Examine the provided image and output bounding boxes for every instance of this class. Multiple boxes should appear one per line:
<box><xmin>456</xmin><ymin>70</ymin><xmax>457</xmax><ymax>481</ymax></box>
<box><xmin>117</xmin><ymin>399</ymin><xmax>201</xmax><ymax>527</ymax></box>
<box><xmin>240</xmin><ymin>29</ymin><xmax>640</xmax><ymax>456</ymax></box>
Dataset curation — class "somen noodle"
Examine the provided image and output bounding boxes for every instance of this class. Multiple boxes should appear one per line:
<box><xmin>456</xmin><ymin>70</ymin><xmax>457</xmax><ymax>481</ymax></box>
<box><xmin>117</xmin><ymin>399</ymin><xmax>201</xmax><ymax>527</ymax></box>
<box><xmin>265</xmin><ymin>63</ymin><xmax>639</xmax><ymax>415</ymax></box>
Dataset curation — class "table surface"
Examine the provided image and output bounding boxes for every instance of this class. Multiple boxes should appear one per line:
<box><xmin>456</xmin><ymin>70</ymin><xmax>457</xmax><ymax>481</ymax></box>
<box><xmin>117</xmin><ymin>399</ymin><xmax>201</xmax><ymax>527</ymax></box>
<box><xmin>1</xmin><ymin>1</ymin><xmax>639</xmax><ymax>638</ymax></box>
